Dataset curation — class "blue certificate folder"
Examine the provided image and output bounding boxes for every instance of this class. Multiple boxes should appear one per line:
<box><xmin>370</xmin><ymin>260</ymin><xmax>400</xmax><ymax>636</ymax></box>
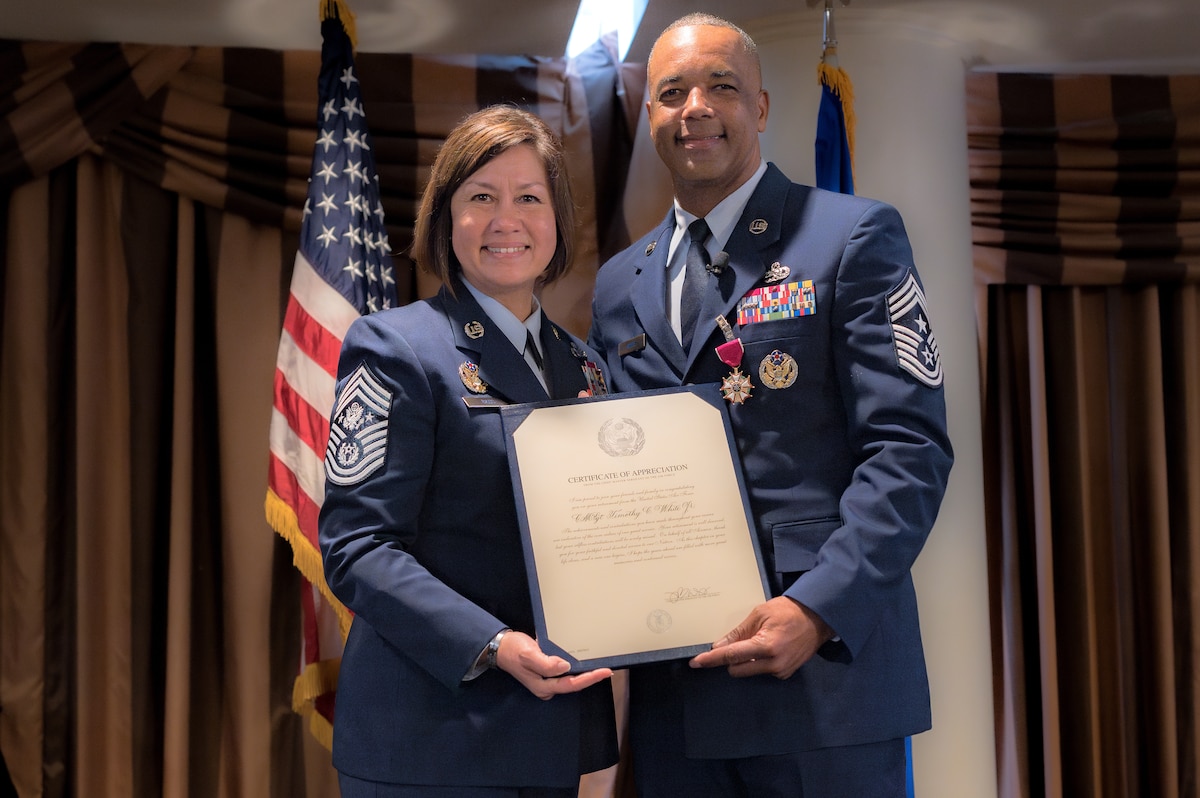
<box><xmin>500</xmin><ymin>383</ymin><xmax>769</xmax><ymax>673</ymax></box>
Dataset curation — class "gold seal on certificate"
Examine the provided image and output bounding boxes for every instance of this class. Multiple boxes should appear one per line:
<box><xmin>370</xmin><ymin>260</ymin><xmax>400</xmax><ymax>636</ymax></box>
<box><xmin>500</xmin><ymin>384</ymin><xmax>769</xmax><ymax>672</ymax></box>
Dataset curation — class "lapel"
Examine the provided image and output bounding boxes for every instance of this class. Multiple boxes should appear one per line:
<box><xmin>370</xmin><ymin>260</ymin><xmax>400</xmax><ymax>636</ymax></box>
<box><xmin>629</xmin><ymin>214</ymin><xmax>688</xmax><ymax>375</ymax></box>
<box><xmin>539</xmin><ymin>316</ymin><xmax>590</xmax><ymax>400</ymax></box>
<box><xmin>437</xmin><ymin>283</ymin><xmax>549</xmax><ymax>404</ymax></box>
<box><xmin>685</xmin><ymin>165</ymin><xmax>791</xmax><ymax>374</ymax></box>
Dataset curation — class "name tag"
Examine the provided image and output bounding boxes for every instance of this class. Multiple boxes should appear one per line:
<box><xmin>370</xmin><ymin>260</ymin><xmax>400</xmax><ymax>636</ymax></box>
<box><xmin>618</xmin><ymin>334</ymin><xmax>647</xmax><ymax>357</ymax></box>
<box><xmin>462</xmin><ymin>396</ymin><xmax>510</xmax><ymax>408</ymax></box>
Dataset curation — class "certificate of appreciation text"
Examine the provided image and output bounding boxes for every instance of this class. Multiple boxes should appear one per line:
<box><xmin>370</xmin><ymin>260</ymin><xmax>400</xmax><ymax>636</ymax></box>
<box><xmin>501</xmin><ymin>384</ymin><xmax>769</xmax><ymax>671</ymax></box>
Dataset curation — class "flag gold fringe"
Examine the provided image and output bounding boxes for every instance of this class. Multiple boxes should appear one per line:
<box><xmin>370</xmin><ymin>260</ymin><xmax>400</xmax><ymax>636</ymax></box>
<box><xmin>293</xmin><ymin>656</ymin><xmax>341</xmax><ymax>751</ymax></box>
<box><xmin>265</xmin><ymin>487</ymin><xmax>353</xmax><ymax>640</ymax></box>
<box><xmin>267</xmin><ymin>488</ymin><xmax>349</xmax><ymax>751</ymax></box>
<box><xmin>320</xmin><ymin>0</ymin><xmax>358</xmax><ymax>50</ymax></box>
<box><xmin>817</xmin><ymin>61</ymin><xmax>857</xmax><ymax>175</ymax></box>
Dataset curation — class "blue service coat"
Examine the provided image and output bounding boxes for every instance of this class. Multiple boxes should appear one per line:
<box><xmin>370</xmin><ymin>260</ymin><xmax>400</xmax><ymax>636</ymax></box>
<box><xmin>588</xmin><ymin>164</ymin><xmax>954</xmax><ymax>758</ymax></box>
<box><xmin>319</xmin><ymin>282</ymin><xmax>618</xmax><ymax>787</ymax></box>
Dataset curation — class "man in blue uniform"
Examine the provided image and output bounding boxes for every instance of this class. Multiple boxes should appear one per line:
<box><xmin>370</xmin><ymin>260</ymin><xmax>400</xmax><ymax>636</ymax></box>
<box><xmin>588</xmin><ymin>13</ymin><xmax>954</xmax><ymax>796</ymax></box>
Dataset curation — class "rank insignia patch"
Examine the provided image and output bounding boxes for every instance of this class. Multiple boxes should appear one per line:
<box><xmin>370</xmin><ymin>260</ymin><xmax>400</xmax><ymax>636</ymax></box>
<box><xmin>326</xmin><ymin>362</ymin><xmax>392</xmax><ymax>486</ymax></box>
<box><xmin>736</xmin><ymin>280</ymin><xmax>816</xmax><ymax>326</ymax></box>
<box><xmin>887</xmin><ymin>271</ymin><xmax>943</xmax><ymax>388</ymax></box>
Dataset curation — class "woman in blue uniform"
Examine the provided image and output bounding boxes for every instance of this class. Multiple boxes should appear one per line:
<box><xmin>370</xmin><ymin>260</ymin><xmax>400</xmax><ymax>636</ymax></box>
<box><xmin>319</xmin><ymin>106</ymin><xmax>617</xmax><ymax>797</ymax></box>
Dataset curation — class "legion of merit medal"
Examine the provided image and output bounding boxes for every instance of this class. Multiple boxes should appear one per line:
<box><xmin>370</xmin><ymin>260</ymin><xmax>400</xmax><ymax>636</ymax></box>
<box><xmin>759</xmin><ymin>349</ymin><xmax>798</xmax><ymax>389</ymax></box>
<box><xmin>720</xmin><ymin>366</ymin><xmax>753</xmax><ymax>404</ymax></box>
<box><xmin>459</xmin><ymin>361</ymin><xmax>488</xmax><ymax>393</ymax></box>
<box><xmin>714</xmin><ymin>314</ymin><xmax>753</xmax><ymax>404</ymax></box>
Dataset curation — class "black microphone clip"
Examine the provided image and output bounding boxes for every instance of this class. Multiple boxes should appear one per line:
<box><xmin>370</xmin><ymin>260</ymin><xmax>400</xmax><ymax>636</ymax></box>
<box><xmin>707</xmin><ymin>251</ymin><xmax>729</xmax><ymax>275</ymax></box>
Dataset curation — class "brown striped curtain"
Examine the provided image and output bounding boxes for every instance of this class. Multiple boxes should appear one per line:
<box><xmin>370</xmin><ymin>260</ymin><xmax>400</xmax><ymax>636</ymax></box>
<box><xmin>0</xmin><ymin>37</ymin><xmax>644</xmax><ymax>798</ymax></box>
<box><xmin>967</xmin><ymin>72</ymin><xmax>1200</xmax><ymax>798</ymax></box>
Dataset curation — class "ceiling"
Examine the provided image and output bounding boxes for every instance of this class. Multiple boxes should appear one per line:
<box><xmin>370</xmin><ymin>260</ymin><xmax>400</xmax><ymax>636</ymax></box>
<box><xmin>4</xmin><ymin>0</ymin><xmax>1200</xmax><ymax>72</ymax></box>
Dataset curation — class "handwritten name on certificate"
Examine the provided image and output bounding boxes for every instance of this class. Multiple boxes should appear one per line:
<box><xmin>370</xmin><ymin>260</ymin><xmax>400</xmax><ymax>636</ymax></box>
<box><xmin>503</xmin><ymin>386</ymin><xmax>768</xmax><ymax>669</ymax></box>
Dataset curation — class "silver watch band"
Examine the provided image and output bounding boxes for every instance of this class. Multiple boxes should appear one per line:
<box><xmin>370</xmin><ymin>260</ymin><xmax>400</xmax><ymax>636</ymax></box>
<box><xmin>485</xmin><ymin>628</ymin><xmax>510</xmax><ymax>669</ymax></box>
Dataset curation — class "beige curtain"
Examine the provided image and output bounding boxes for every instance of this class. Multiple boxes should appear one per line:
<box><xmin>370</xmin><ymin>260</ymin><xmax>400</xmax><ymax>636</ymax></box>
<box><xmin>2</xmin><ymin>153</ymin><xmax>317</xmax><ymax>797</ymax></box>
<box><xmin>0</xmin><ymin>37</ymin><xmax>643</xmax><ymax>798</ymax></box>
<box><xmin>968</xmin><ymin>72</ymin><xmax>1200</xmax><ymax>797</ymax></box>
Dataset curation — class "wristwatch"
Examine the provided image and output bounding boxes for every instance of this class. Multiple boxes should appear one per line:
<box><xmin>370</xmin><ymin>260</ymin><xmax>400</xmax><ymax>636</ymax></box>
<box><xmin>464</xmin><ymin>628</ymin><xmax>512</xmax><ymax>681</ymax></box>
<box><xmin>485</xmin><ymin>628</ymin><xmax>510</xmax><ymax>670</ymax></box>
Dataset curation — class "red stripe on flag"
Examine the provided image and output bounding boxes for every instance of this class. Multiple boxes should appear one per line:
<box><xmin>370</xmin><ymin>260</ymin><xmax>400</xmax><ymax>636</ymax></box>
<box><xmin>284</xmin><ymin>295</ymin><xmax>344</xmax><ymax>377</ymax></box>
<box><xmin>299</xmin><ymin>578</ymin><xmax>337</xmax><ymax>726</ymax></box>
<box><xmin>272</xmin><ymin>369</ymin><xmax>332</xmax><ymax>459</ymax></box>
<box><xmin>301</xmin><ymin>573</ymin><xmax>321</xmax><ymax>663</ymax></box>
<box><xmin>268</xmin><ymin>451</ymin><xmax>323</xmax><ymax>546</ymax></box>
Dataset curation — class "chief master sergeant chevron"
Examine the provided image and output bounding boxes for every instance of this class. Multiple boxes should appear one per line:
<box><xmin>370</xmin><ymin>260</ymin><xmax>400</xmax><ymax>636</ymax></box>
<box><xmin>587</xmin><ymin>12</ymin><xmax>954</xmax><ymax>797</ymax></box>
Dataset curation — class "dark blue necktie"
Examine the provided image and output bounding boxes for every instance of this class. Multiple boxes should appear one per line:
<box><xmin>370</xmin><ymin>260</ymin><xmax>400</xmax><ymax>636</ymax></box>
<box><xmin>679</xmin><ymin>217</ymin><xmax>710</xmax><ymax>350</ymax></box>
<box><xmin>525</xmin><ymin>328</ymin><xmax>544</xmax><ymax>370</ymax></box>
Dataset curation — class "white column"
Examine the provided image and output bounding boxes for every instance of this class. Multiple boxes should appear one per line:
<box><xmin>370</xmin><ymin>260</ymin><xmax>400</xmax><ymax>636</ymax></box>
<box><xmin>750</xmin><ymin>12</ymin><xmax>997</xmax><ymax>798</ymax></box>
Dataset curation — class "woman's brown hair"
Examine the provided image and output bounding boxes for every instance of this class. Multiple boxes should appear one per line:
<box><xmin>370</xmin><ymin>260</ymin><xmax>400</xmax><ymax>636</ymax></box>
<box><xmin>410</xmin><ymin>105</ymin><xmax>575</xmax><ymax>290</ymax></box>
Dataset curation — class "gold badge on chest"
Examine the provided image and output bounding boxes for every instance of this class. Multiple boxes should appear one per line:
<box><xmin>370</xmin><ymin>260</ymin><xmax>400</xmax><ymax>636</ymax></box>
<box><xmin>759</xmin><ymin>349</ymin><xmax>798</xmax><ymax>389</ymax></box>
<box><xmin>459</xmin><ymin>361</ymin><xmax>488</xmax><ymax>394</ymax></box>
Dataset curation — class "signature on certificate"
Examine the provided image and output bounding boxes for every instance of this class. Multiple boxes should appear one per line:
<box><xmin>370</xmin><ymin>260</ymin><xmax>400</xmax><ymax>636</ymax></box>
<box><xmin>664</xmin><ymin>586</ymin><xmax>720</xmax><ymax>603</ymax></box>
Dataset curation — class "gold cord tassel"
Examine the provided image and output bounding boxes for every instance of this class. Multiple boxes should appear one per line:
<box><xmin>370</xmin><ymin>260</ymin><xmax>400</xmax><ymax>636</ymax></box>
<box><xmin>817</xmin><ymin>61</ymin><xmax>857</xmax><ymax>170</ymax></box>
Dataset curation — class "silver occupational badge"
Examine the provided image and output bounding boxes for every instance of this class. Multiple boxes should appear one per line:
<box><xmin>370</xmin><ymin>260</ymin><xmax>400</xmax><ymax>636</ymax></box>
<box><xmin>759</xmin><ymin>349</ymin><xmax>798</xmax><ymax>389</ymax></box>
<box><xmin>464</xmin><ymin>321</ymin><xmax>485</xmax><ymax>339</ymax></box>
<box><xmin>459</xmin><ymin>361</ymin><xmax>488</xmax><ymax>394</ymax></box>
<box><xmin>764</xmin><ymin>262</ymin><xmax>791</xmax><ymax>284</ymax></box>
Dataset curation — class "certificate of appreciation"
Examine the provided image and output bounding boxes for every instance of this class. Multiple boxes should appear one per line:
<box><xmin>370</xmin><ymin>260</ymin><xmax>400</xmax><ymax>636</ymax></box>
<box><xmin>500</xmin><ymin>384</ymin><xmax>769</xmax><ymax>672</ymax></box>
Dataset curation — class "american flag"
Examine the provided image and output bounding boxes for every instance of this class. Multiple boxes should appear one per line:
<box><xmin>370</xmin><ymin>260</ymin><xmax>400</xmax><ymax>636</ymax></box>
<box><xmin>265</xmin><ymin>0</ymin><xmax>396</xmax><ymax>747</ymax></box>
